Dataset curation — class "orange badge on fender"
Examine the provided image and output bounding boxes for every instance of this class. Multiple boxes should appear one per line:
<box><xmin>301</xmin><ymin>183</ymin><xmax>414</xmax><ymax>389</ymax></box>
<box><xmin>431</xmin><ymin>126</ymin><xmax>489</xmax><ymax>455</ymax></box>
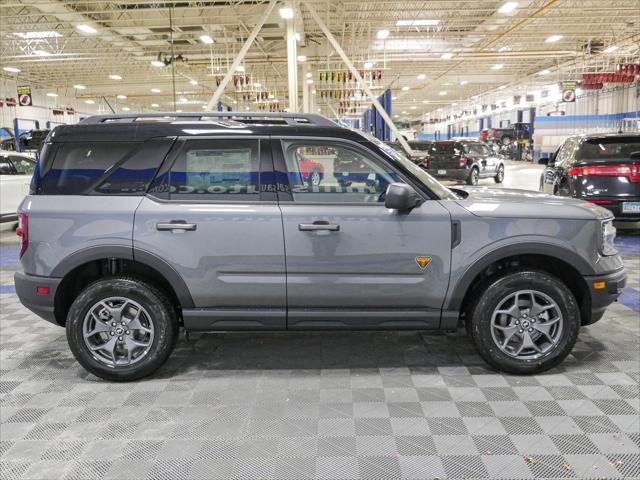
<box><xmin>415</xmin><ymin>256</ymin><xmax>432</xmax><ymax>269</ymax></box>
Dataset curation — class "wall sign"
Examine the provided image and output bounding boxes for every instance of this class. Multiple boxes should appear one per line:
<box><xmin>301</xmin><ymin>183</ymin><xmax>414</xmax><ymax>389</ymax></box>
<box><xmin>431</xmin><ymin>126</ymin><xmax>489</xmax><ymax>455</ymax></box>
<box><xmin>560</xmin><ymin>81</ymin><xmax>577</xmax><ymax>103</ymax></box>
<box><xmin>17</xmin><ymin>85</ymin><xmax>32</xmax><ymax>106</ymax></box>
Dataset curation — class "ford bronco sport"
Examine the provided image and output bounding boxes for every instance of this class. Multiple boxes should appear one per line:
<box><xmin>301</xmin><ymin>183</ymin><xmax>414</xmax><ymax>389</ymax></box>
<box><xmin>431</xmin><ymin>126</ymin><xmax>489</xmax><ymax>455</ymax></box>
<box><xmin>15</xmin><ymin>113</ymin><xmax>626</xmax><ymax>381</ymax></box>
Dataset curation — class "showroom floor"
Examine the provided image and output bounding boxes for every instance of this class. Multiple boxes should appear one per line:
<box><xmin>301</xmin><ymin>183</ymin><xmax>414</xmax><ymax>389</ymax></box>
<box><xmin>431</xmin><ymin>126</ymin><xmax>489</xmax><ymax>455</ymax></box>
<box><xmin>1</xmin><ymin>162</ymin><xmax>639</xmax><ymax>480</ymax></box>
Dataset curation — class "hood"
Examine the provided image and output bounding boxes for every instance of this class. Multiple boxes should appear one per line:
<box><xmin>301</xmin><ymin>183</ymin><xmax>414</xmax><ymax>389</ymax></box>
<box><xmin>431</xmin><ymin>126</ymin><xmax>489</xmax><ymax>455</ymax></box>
<box><xmin>451</xmin><ymin>186</ymin><xmax>613</xmax><ymax>220</ymax></box>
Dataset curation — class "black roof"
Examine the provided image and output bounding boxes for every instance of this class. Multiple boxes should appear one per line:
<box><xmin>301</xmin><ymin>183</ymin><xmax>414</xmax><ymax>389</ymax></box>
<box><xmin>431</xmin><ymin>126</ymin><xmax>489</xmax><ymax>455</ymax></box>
<box><xmin>50</xmin><ymin>112</ymin><xmax>366</xmax><ymax>143</ymax></box>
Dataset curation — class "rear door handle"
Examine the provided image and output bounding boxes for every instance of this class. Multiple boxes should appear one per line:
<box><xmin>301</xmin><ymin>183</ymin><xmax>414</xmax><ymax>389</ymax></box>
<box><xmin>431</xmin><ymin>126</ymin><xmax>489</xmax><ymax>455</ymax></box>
<box><xmin>156</xmin><ymin>221</ymin><xmax>197</xmax><ymax>231</ymax></box>
<box><xmin>298</xmin><ymin>221</ymin><xmax>340</xmax><ymax>232</ymax></box>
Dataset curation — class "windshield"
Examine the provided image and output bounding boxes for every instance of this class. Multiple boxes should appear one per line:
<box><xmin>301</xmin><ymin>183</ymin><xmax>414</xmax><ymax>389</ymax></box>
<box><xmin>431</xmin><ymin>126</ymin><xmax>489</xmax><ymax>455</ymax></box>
<box><xmin>368</xmin><ymin>135</ymin><xmax>459</xmax><ymax>200</ymax></box>
<box><xmin>576</xmin><ymin>137</ymin><xmax>640</xmax><ymax>162</ymax></box>
<box><xmin>408</xmin><ymin>141</ymin><xmax>431</xmax><ymax>151</ymax></box>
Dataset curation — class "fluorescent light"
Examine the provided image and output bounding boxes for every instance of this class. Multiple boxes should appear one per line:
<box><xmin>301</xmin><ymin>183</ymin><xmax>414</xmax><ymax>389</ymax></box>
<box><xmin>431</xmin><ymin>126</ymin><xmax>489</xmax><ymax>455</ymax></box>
<box><xmin>417</xmin><ymin>73</ymin><xmax>426</xmax><ymax>80</ymax></box>
<box><xmin>254</xmin><ymin>82</ymin><xmax>261</xmax><ymax>88</ymax></box>
<box><xmin>410</xmin><ymin>106</ymin><xmax>417</xmax><ymax>109</ymax></box>
<box><xmin>3</xmin><ymin>67</ymin><xmax>20</xmax><ymax>73</ymax></box>
<box><xmin>190</xmin><ymin>79</ymin><xmax>198</xmax><ymax>85</ymax></box>
<box><xmin>441</xmin><ymin>52</ymin><xmax>453</xmax><ymax>59</ymax></box>
<box><xmin>200</xmin><ymin>35</ymin><xmax>214</xmax><ymax>44</ymax></box>
<box><xmin>151</xmin><ymin>60</ymin><xmax>164</xmax><ymax>67</ymax></box>
<box><xmin>109</xmin><ymin>74</ymin><xmax>122</xmax><ymax>80</ymax></box>
<box><xmin>297</xmin><ymin>55</ymin><xmax>307</xmax><ymax>62</ymax></box>
<box><xmin>392</xmin><ymin>96</ymin><xmax>398</xmax><ymax>100</ymax></box>
<box><xmin>498</xmin><ymin>85</ymin><xmax>506</xmax><ymax>89</ymax></box>
<box><xmin>396</xmin><ymin>19</ymin><xmax>440</xmax><ymax>26</ymax></box>
<box><xmin>294</xmin><ymin>33</ymin><xmax>301</xmax><ymax>41</ymax></box>
<box><xmin>545</xmin><ymin>35</ymin><xmax>563</xmax><ymax>43</ymax></box>
<box><xmin>279</xmin><ymin>7</ymin><xmax>294</xmax><ymax>19</ymax></box>
<box><xmin>305</xmin><ymin>72</ymin><xmax>312</xmax><ymax>78</ymax></box>
<box><xmin>498</xmin><ymin>2</ymin><xmax>518</xmax><ymax>13</ymax></box>
<box><xmin>460</xmin><ymin>80</ymin><xmax>468</xmax><ymax>85</ymax></box>
<box><xmin>33</xmin><ymin>50</ymin><xmax>51</xmax><ymax>56</ymax></box>
<box><xmin>491</xmin><ymin>64</ymin><xmax>503</xmax><ymax>70</ymax></box>
<box><xmin>73</xmin><ymin>84</ymin><xmax>86</xmax><ymax>90</ymax></box>
<box><xmin>603</xmin><ymin>45</ymin><xmax>619</xmax><ymax>53</ymax></box>
<box><xmin>202</xmin><ymin>105</ymin><xmax>207</xmax><ymax>109</ymax></box>
<box><xmin>402</xmin><ymin>86</ymin><xmax>409</xmax><ymax>91</ymax></box>
<box><xmin>498</xmin><ymin>45</ymin><xmax>509</xmax><ymax>52</ymax></box>
<box><xmin>422</xmin><ymin>100</ymin><xmax>429</xmax><ymax>103</ymax></box>
<box><xmin>394</xmin><ymin>114</ymin><xmax>399</xmax><ymax>118</ymax></box>
<box><xmin>538</xmin><ymin>69</ymin><xmax>550</xmax><ymax>76</ymax></box>
<box><xmin>439</xmin><ymin>91</ymin><xmax>447</xmax><ymax>96</ymax></box>
<box><xmin>245</xmin><ymin>106</ymin><xmax>251</xmax><ymax>110</ymax></box>
<box><xmin>117</xmin><ymin>95</ymin><xmax>127</xmax><ymax>99</ymax></box>
<box><xmin>76</xmin><ymin>24</ymin><xmax>97</xmax><ymax>34</ymax></box>
<box><xmin>179</xmin><ymin>97</ymin><xmax>188</xmax><ymax>103</ymax></box>
<box><xmin>151</xmin><ymin>103</ymin><xmax>159</xmax><ymax>107</ymax></box>
<box><xmin>401</xmin><ymin>111</ymin><xmax>407</xmax><ymax>114</ymax></box>
<box><xmin>306</xmin><ymin>79</ymin><xmax>314</xmax><ymax>84</ymax></box>
<box><xmin>14</xmin><ymin>31</ymin><xmax>62</xmax><ymax>39</ymax></box>
<box><xmin>235</xmin><ymin>65</ymin><xmax>245</xmax><ymax>72</ymax></box>
<box><xmin>232</xmin><ymin>100</ymin><xmax>237</xmax><ymax>104</ymax></box>
<box><xmin>85</xmin><ymin>100</ymin><xmax>95</xmax><ymax>104</ymax></box>
<box><xmin>122</xmin><ymin>107</ymin><xmax>130</xmax><ymax>111</ymax></box>
<box><xmin>376</xmin><ymin>29</ymin><xmax>389</xmax><ymax>40</ymax></box>
<box><xmin>46</xmin><ymin>93</ymin><xmax>58</xmax><ymax>97</ymax></box>
<box><xmin>151</xmin><ymin>88</ymin><xmax>161</xmax><ymax>93</ymax></box>
<box><xmin>363</xmin><ymin>61</ymin><xmax>373</xmax><ymax>69</ymax></box>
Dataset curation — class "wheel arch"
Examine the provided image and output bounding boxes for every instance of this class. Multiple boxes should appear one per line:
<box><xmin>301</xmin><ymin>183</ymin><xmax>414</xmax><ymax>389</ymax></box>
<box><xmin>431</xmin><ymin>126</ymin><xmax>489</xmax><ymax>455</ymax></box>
<box><xmin>51</xmin><ymin>246</ymin><xmax>194</xmax><ymax>326</ymax></box>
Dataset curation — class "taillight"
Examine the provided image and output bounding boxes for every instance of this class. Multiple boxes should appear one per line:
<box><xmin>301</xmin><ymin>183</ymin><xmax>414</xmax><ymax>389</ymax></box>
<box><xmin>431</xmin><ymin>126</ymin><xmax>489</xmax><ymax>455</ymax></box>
<box><xmin>568</xmin><ymin>164</ymin><xmax>640</xmax><ymax>182</ymax></box>
<box><xmin>422</xmin><ymin>158</ymin><xmax>429</xmax><ymax>168</ymax></box>
<box><xmin>16</xmin><ymin>213</ymin><xmax>28</xmax><ymax>258</ymax></box>
<box><xmin>586</xmin><ymin>199</ymin><xmax>614</xmax><ymax>205</ymax></box>
<box><xmin>458</xmin><ymin>156</ymin><xmax>468</xmax><ymax>167</ymax></box>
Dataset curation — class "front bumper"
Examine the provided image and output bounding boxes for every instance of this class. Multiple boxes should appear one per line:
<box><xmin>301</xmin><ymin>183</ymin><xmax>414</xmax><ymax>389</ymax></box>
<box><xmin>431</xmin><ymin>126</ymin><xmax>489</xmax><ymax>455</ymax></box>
<box><xmin>582</xmin><ymin>267</ymin><xmax>627</xmax><ymax>325</ymax></box>
<box><xmin>14</xmin><ymin>271</ymin><xmax>62</xmax><ymax>326</ymax></box>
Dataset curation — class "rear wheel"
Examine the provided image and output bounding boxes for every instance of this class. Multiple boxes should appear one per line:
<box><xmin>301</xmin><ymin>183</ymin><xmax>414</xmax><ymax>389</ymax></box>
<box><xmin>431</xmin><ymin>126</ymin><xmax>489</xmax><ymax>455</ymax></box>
<box><xmin>466</xmin><ymin>167</ymin><xmax>479</xmax><ymax>185</ymax></box>
<box><xmin>308</xmin><ymin>169</ymin><xmax>322</xmax><ymax>186</ymax></box>
<box><xmin>66</xmin><ymin>277</ymin><xmax>178</xmax><ymax>381</ymax></box>
<box><xmin>494</xmin><ymin>164</ymin><xmax>505</xmax><ymax>183</ymax></box>
<box><xmin>468</xmin><ymin>270</ymin><xmax>580</xmax><ymax>374</ymax></box>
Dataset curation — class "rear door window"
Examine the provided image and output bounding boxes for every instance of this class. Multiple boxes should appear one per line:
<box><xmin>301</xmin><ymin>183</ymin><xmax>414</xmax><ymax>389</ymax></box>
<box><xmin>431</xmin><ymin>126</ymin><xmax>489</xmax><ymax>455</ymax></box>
<box><xmin>431</xmin><ymin>142</ymin><xmax>463</xmax><ymax>155</ymax></box>
<box><xmin>10</xmin><ymin>156</ymin><xmax>36</xmax><ymax>175</ymax></box>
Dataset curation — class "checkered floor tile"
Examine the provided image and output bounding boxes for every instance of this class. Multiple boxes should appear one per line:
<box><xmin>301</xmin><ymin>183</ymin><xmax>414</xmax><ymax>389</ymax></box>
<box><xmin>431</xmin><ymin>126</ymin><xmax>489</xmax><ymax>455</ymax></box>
<box><xmin>1</xmin><ymin>234</ymin><xmax>639</xmax><ymax>480</ymax></box>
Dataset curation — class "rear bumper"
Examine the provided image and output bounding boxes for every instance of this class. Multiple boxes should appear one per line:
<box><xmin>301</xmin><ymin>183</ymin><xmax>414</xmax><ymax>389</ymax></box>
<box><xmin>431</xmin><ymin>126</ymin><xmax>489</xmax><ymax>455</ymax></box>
<box><xmin>14</xmin><ymin>271</ymin><xmax>62</xmax><ymax>326</ymax></box>
<box><xmin>427</xmin><ymin>168</ymin><xmax>469</xmax><ymax>181</ymax></box>
<box><xmin>582</xmin><ymin>267</ymin><xmax>627</xmax><ymax>325</ymax></box>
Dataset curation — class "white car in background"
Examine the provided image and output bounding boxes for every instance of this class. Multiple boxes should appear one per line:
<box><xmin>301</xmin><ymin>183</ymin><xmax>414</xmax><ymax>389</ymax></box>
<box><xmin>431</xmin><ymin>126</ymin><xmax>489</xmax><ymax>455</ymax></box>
<box><xmin>1</xmin><ymin>152</ymin><xmax>36</xmax><ymax>224</ymax></box>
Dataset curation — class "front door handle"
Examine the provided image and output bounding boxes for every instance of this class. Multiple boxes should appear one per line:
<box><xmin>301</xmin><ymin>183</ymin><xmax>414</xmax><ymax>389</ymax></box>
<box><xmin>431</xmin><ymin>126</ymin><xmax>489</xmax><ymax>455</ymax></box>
<box><xmin>298</xmin><ymin>221</ymin><xmax>340</xmax><ymax>232</ymax></box>
<box><xmin>156</xmin><ymin>221</ymin><xmax>197</xmax><ymax>232</ymax></box>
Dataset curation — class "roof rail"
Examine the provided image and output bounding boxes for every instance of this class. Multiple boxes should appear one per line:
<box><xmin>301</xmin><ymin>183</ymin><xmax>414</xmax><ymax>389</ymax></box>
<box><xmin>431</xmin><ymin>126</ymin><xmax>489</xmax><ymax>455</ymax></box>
<box><xmin>79</xmin><ymin>111</ymin><xmax>338</xmax><ymax>127</ymax></box>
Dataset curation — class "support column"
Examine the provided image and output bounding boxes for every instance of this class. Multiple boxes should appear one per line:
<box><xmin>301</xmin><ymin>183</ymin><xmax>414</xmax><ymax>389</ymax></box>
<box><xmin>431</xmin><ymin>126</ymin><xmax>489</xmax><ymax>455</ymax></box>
<box><xmin>286</xmin><ymin>17</ymin><xmax>299</xmax><ymax>112</ymax></box>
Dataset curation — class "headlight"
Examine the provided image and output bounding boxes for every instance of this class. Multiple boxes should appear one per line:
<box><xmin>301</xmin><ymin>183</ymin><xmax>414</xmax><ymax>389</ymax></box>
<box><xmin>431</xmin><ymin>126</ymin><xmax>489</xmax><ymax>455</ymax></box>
<box><xmin>600</xmin><ymin>219</ymin><xmax>617</xmax><ymax>256</ymax></box>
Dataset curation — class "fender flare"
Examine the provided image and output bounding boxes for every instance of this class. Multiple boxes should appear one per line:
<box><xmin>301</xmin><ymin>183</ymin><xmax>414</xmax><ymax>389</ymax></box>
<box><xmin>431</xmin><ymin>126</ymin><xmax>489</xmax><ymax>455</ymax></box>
<box><xmin>50</xmin><ymin>245</ymin><xmax>194</xmax><ymax>308</ymax></box>
<box><xmin>445</xmin><ymin>242</ymin><xmax>594</xmax><ymax>311</ymax></box>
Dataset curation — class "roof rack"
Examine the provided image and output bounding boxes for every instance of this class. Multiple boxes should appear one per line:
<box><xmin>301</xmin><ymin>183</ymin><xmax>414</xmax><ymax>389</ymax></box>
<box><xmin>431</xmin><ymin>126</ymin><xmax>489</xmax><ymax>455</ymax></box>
<box><xmin>79</xmin><ymin>111</ymin><xmax>337</xmax><ymax>127</ymax></box>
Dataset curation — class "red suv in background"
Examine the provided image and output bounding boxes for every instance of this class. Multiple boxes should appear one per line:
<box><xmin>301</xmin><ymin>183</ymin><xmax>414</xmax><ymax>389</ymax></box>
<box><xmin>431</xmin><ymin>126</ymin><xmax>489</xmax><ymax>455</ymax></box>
<box><xmin>297</xmin><ymin>156</ymin><xmax>325</xmax><ymax>186</ymax></box>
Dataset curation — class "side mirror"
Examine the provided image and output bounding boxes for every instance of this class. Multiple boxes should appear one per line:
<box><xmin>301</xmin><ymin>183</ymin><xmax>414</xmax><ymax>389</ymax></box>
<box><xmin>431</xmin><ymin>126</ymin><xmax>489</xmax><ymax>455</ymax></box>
<box><xmin>385</xmin><ymin>183</ymin><xmax>421</xmax><ymax>211</ymax></box>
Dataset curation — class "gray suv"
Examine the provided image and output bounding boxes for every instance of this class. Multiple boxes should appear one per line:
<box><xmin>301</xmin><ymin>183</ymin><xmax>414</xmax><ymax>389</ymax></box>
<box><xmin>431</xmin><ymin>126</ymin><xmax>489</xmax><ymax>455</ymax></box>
<box><xmin>15</xmin><ymin>113</ymin><xmax>626</xmax><ymax>381</ymax></box>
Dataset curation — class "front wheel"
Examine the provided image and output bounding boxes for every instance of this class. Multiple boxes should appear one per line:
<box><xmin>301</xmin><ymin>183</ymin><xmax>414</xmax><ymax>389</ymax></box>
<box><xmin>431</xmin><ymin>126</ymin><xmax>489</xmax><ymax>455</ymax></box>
<box><xmin>468</xmin><ymin>270</ymin><xmax>580</xmax><ymax>374</ymax></box>
<box><xmin>466</xmin><ymin>167</ymin><xmax>479</xmax><ymax>185</ymax></box>
<box><xmin>308</xmin><ymin>170</ymin><xmax>322</xmax><ymax>187</ymax></box>
<box><xmin>494</xmin><ymin>164</ymin><xmax>505</xmax><ymax>183</ymax></box>
<box><xmin>66</xmin><ymin>277</ymin><xmax>179</xmax><ymax>381</ymax></box>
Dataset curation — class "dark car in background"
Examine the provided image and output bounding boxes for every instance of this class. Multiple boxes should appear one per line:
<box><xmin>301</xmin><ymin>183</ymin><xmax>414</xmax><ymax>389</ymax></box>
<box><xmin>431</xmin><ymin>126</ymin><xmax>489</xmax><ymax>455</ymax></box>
<box><xmin>385</xmin><ymin>140</ymin><xmax>431</xmax><ymax>165</ymax></box>
<box><xmin>0</xmin><ymin>128</ymin><xmax>50</xmax><ymax>152</ymax></box>
<box><xmin>539</xmin><ymin>134</ymin><xmax>640</xmax><ymax>222</ymax></box>
<box><xmin>426</xmin><ymin>139</ymin><xmax>505</xmax><ymax>185</ymax></box>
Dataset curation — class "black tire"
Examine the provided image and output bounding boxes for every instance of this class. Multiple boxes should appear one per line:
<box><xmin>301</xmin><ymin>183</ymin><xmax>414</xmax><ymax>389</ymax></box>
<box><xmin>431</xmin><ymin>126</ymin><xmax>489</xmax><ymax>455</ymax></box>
<box><xmin>66</xmin><ymin>276</ymin><xmax>179</xmax><ymax>381</ymax></box>
<box><xmin>307</xmin><ymin>169</ymin><xmax>322</xmax><ymax>187</ymax></box>
<box><xmin>466</xmin><ymin>167</ymin><xmax>479</xmax><ymax>185</ymax></box>
<box><xmin>468</xmin><ymin>270</ymin><xmax>580</xmax><ymax>375</ymax></box>
<box><xmin>494</xmin><ymin>164</ymin><xmax>505</xmax><ymax>183</ymax></box>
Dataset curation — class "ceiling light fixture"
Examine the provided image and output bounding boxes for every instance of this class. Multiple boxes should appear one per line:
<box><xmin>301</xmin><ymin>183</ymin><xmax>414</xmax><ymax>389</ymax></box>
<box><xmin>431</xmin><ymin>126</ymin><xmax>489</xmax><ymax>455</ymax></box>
<box><xmin>85</xmin><ymin>100</ymin><xmax>95</xmax><ymax>104</ymax></box>
<box><xmin>279</xmin><ymin>7</ymin><xmax>294</xmax><ymax>19</ymax></box>
<box><xmin>396</xmin><ymin>19</ymin><xmax>440</xmax><ymax>26</ymax></box>
<box><xmin>460</xmin><ymin>80</ymin><xmax>468</xmax><ymax>85</ymax></box>
<box><xmin>190</xmin><ymin>79</ymin><xmax>198</xmax><ymax>85</ymax></box>
<box><xmin>402</xmin><ymin>86</ymin><xmax>409</xmax><ymax>91</ymax></box>
<box><xmin>122</xmin><ymin>107</ymin><xmax>130</xmax><ymax>111</ymax></box>
<box><xmin>417</xmin><ymin>73</ymin><xmax>426</xmax><ymax>80</ymax></box>
<box><xmin>14</xmin><ymin>31</ymin><xmax>62</xmax><ymax>39</ymax></box>
<box><xmin>603</xmin><ymin>45</ymin><xmax>619</xmax><ymax>53</ymax></box>
<box><xmin>254</xmin><ymin>82</ymin><xmax>261</xmax><ymax>87</ymax></box>
<box><xmin>307</xmin><ymin>79</ymin><xmax>313</xmax><ymax>84</ymax></box>
<box><xmin>422</xmin><ymin>100</ymin><xmax>429</xmax><ymax>104</ymax></box>
<box><xmin>491</xmin><ymin>64</ymin><xmax>503</xmax><ymax>70</ymax></box>
<box><xmin>117</xmin><ymin>95</ymin><xmax>127</xmax><ymax>99</ymax></box>
<box><xmin>410</xmin><ymin>106</ymin><xmax>417</xmax><ymax>109</ymax></box>
<box><xmin>109</xmin><ymin>74</ymin><xmax>122</xmax><ymax>80</ymax></box>
<box><xmin>76</xmin><ymin>24</ymin><xmax>97</xmax><ymax>34</ymax></box>
<box><xmin>441</xmin><ymin>52</ymin><xmax>453</xmax><ymax>59</ymax></box>
<box><xmin>545</xmin><ymin>34</ymin><xmax>563</xmax><ymax>43</ymax></box>
<box><xmin>73</xmin><ymin>84</ymin><xmax>86</xmax><ymax>89</ymax></box>
<box><xmin>151</xmin><ymin>103</ymin><xmax>159</xmax><ymax>107</ymax></box>
<box><xmin>46</xmin><ymin>93</ymin><xmax>58</xmax><ymax>97</ymax></box>
<box><xmin>200</xmin><ymin>35</ymin><xmax>214</xmax><ymax>44</ymax></box>
<box><xmin>297</xmin><ymin>55</ymin><xmax>307</xmax><ymax>62</ymax></box>
<box><xmin>305</xmin><ymin>72</ymin><xmax>312</xmax><ymax>78</ymax></box>
<box><xmin>376</xmin><ymin>29</ymin><xmax>389</xmax><ymax>40</ymax></box>
<box><xmin>33</xmin><ymin>50</ymin><xmax>51</xmax><ymax>57</ymax></box>
<box><xmin>439</xmin><ymin>91</ymin><xmax>447</xmax><ymax>95</ymax></box>
<box><xmin>151</xmin><ymin>88</ymin><xmax>161</xmax><ymax>93</ymax></box>
<box><xmin>3</xmin><ymin>67</ymin><xmax>21</xmax><ymax>73</ymax></box>
<box><xmin>538</xmin><ymin>69</ymin><xmax>550</xmax><ymax>75</ymax></box>
<box><xmin>294</xmin><ymin>33</ymin><xmax>301</xmax><ymax>41</ymax></box>
<box><xmin>498</xmin><ymin>2</ymin><xmax>518</xmax><ymax>13</ymax></box>
<box><xmin>498</xmin><ymin>46</ymin><xmax>509</xmax><ymax>52</ymax></box>
<box><xmin>151</xmin><ymin>60</ymin><xmax>165</xmax><ymax>67</ymax></box>
<box><xmin>498</xmin><ymin>85</ymin><xmax>506</xmax><ymax>89</ymax></box>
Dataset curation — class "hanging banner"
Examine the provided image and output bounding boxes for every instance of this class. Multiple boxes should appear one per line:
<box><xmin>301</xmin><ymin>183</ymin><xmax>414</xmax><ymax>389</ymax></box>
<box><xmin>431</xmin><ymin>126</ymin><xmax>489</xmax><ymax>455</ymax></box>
<box><xmin>17</xmin><ymin>86</ymin><xmax>32</xmax><ymax>106</ymax></box>
<box><xmin>560</xmin><ymin>81</ymin><xmax>577</xmax><ymax>103</ymax></box>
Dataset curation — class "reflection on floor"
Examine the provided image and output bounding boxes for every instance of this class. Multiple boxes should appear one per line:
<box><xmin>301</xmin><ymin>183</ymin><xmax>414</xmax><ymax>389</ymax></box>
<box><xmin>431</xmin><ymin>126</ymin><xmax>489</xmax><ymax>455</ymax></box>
<box><xmin>1</xmin><ymin>161</ymin><xmax>638</xmax><ymax>480</ymax></box>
